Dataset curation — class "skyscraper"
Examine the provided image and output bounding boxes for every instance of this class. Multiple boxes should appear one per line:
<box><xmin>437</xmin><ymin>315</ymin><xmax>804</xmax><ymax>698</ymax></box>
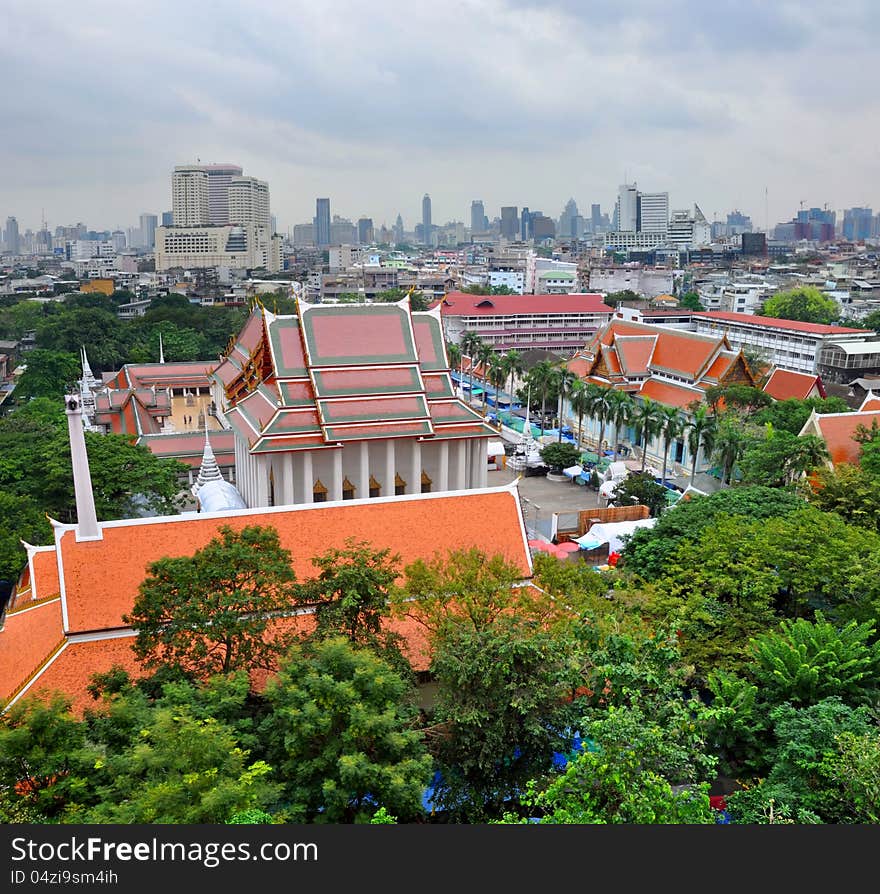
<box><xmin>636</xmin><ymin>192</ymin><xmax>669</xmax><ymax>234</ymax></box>
<box><xmin>616</xmin><ymin>184</ymin><xmax>638</xmax><ymax>232</ymax></box>
<box><xmin>357</xmin><ymin>217</ymin><xmax>374</xmax><ymax>244</ymax></box>
<box><xmin>201</xmin><ymin>164</ymin><xmax>243</xmax><ymax>225</ymax></box>
<box><xmin>139</xmin><ymin>213</ymin><xmax>158</xmax><ymax>249</ymax></box>
<box><xmin>393</xmin><ymin>214</ymin><xmax>404</xmax><ymax>244</ymax></box>
<box><xmin>591</xmin><ymin>204</ymin><xmax>602</xmax><ymax>233</ymax></box>
<box><xmin>315</xmin><ymin>198</ymin><xmax>331</xmax><ymax>247</ymax></box>
<box><xmin>4</xmin><ymin>216</ymin><xmax>20</xmax><ymax>254</ymax></box>
<box><xmin>470</xmin><ymin>200</ymin><xmax>485</xmax><ymax>234</ymax></box>
<box><xmin>520</xmin><ymin>207</ymin><xmax>531</xmax><ymax>241</ymax></box>
<box><xmin>172</xmin><ymin>166</ymin><xmax>209</xmax><ymax>226</ymax></box>
<box><xmin>422</xmin><ymin>194</ymin><xmax>432</xmax><ymax>246</ymax></box>
<box><xmin>161</xmin><ymin>211</ymin><xmax>174</xmax><ymax>227</ymax></box>
<box><xmin>843</xmin><ymin>207</ymin><xmax>873</xmax><ymax>241</ymax></box>
<box><xmin>500</xmin><ymin>206</ymin><xmax>519</xmax><ymax>240</ymax></box>
<box><xmin>228</xmin><ymin>177</ymin><xmax>271</xmax><ymax>228</ymax></box>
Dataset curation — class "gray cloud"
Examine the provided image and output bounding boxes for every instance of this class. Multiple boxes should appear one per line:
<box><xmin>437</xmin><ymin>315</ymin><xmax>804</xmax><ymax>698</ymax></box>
<box><xmin>1</xmin><ymin>0</ymin><xmax>878</xmax><ymax>232</ymax></box>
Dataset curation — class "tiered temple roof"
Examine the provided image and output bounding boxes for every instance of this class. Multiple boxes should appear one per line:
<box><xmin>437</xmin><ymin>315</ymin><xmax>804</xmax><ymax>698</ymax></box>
<box><xmin>213</xmin><ymin>298</ymin><xmax>495</xmax><ymax>455</ymax></box>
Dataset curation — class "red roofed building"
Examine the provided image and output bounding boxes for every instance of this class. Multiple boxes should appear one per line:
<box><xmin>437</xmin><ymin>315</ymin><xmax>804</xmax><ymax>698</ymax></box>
<box><xmin>799</xmin><ymin>400</ymin><xmax>880</xmax><ymax>470</ymax></box>
<box><xmin>762</xmin><ymin>368</ymin><xmax>826</xmax><ymax>402</ymax></box>
<box><xmin>566</xmin><ymin>318</ymin><xmax>757</xmax><ymax>475</ymax></box>
<box><xmin>439</xmin><ymin>291</ymin><xmax>614</xmax><ymax>354</ymax></box>
<box><xmin>1</xmin><ymin>482</ymin><xmax>533</xmax><ymax>715</ymax></box>
<box><xmin>211</xmin><ymin>298</ymin><xmax>496</xmax><ymax>507</ymax></box>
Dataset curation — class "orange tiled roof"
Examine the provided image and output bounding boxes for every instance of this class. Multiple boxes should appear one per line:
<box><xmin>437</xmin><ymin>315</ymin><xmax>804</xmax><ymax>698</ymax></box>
<box><xmin>858</xmin><ymin>396</ymin><xmax>880</xmax><ymax>411</ymax></box>
<box><xmin>638</xmin><ymin>379</ymin><xmax>705</xmax><ymax>410</ymax></box>
<box><xmin>763</xmin><ymin>369</ymin><xmax>823</xmax><ymax>401</ymax></box>
<box><xmin>649</xmin><ymin>330</ymin><xmax>721</xmax><ymax>378</ymax></box>
<box><xmin>615</xmin><ymin>336</ymin><xmax>655</xmax><ymax>376</ymax></box>
<box><xmin>0</xmin><ymin>599</ymin><xmax>65</xmax><ymax>705</ymax></box>
<box><xmin>816</xmin><ymin>411</ymin><xmax>880</xmax><ymax>467</ymax></box>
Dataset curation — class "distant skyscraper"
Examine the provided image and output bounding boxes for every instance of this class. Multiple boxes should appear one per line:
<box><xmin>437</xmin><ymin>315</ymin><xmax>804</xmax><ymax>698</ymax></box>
<box><xmin>843</xmin><ymin>207</ymin><xmax>873</xmax><ymax>241</ymax></box>
<box><xmin>470</xmin><ymin>200</ymin><xmax>485</xmax><ymax>234</ymax></box>
<box><xmin>558</xmin><ymin>199</ymin><xmax>579</xmax><ymax>239</ymax></box>
<box><xmin>357</xmin><ymin>217</ymin><xmax>374</xmax><ymax>244</ymax></box>
<box><xmin>500</xmin><ymin>206</ymin><xmax>519</xmax><ymax>240</ymax></box>
<box><xmin>201</xmin><ymin>164</ymin><xmax>243</xmax><ymax>225</ymax></box>
<box><xmin>637</xmin><ymin>192</ymin><xmax>669</xmax><ymax>234</ymax></box>
<box><xmin>4</xmin><ymin>216</ymin><xmax>20</xmax><ymax>254</ymax></box>
<box><xmin>616</xmin><ymin>184</ymin><xmax>638</xmax><ymax>232</ymax></box>
<box><xmin>393</xmin><ymin>214</ymin><xmax>404</xmax><ymax>244</ymax></box>
<box><xmin>520</xmin><ymin>207</ymin><xmax>531</xmax><ymax>241</ymax></box>
<box><xmin>172</xmin><ymin>166</ymin><xmax>210</xmax><ymax>226</ymax></box>
<box><xmin>315</xmin><ymin>198</ymin><xmax>331</xmax><ymax>247</ymax></box>
<box><xmin>422</xmin><ymin>194</ymin><xmax>432</xmax><ymax>245</ymax></box>
<box><xmin>161</xmin><ymin>210</ymin><xmax>173</xmax><ymax>227</ymax></box>
<box><xmin>139</xmin><ymin>213</ymin><xmax>158</xmax><ymax>249</ymax></box>
<box><xmin>228</xmin><ymin>177</ymin><xmax>270</xmax><ymax>228</ymax></box>
<box><xmin>591</xmin><ymin>204</ymin><xmax>602</xmax><ymax>232</ymax></box>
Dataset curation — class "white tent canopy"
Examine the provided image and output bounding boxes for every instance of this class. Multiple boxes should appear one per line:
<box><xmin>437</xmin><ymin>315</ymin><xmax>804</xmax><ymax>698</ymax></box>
<box><xmin>563</xmin><ymin>464</ymin><xmax>584</xmax><ymax>478</ymax></box>
<box><xmin>487</xmin><ymin>440</ymin><xmax>506</xmax><ymax>457</ymax></box>
<box><xmin>574</xmin><ymin>517</ymin><xmax>658</xmax><ymax>553</ymax></box>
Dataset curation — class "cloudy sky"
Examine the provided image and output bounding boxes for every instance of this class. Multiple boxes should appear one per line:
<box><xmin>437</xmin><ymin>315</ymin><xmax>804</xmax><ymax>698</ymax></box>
<box><xmin>2</xmin><ymin>0</ymin><xmax>878</xmax><ymax>235</ymax></box>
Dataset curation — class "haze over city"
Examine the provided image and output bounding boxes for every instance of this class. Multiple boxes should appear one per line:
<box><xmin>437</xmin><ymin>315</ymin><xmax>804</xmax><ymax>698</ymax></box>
<box><xmin>3</xmin><ymin>0</ymin><xmax>879</xmax><ymax>233</ymax></box>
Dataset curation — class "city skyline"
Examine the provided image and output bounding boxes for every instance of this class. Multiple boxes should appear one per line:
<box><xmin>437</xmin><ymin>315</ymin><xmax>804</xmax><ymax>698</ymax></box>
<box><xmin>2</xmin><ymin>2</ymin><xmax>879</xmax><ymax>233</ymax></box>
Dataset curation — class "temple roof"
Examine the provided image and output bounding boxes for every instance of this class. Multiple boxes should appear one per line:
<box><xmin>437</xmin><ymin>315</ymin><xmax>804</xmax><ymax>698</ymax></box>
<box><xmin>214</xmin><ymin>300</ymin><xmax>490</xmax><ymax>452</ymax></box>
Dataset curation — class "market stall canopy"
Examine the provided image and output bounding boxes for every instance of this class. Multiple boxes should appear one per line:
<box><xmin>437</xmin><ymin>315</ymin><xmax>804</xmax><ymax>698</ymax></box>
<box><xmin>563</xmin><ymin>464</ymin><xmax>584</xmax><ymax>478</ymax></box>
<box><xmin>487</xmin><ymin>439</ymin><xmax>506</xmax><ymax>457</ymax></box>
<box><xmin>574</xmin><ymin>518</ymin><xmax>658</xmax><ymax>554</ymax></box>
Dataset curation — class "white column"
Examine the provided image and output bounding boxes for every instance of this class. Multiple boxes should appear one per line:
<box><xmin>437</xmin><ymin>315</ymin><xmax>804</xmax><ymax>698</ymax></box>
<box><xmin>438</xmin><ymin>441</ymin><xmax>449</xmax><ymax>492</ymax></box>
<box><xmin>455</xmin><ymin>440</ymin><xmax>467</xmax><ymax>490</ymax></box>
<box><xmin>410</xmin><ymin>440</ymin><xmax>422</xmax><ymax>494</ymax></box>
<box><xmin>359</xmin><ymin>441</ymin><xmax>370</xmax><ymax>498</ymax></box>
<box><xmin>476</xmin><ymin>438</ymin><xmax>488</xmax><ymax>488</ymax></box>
<box><xmin>331</xmin><ymin>448</ymin><xmax>343</xmax><ymax>501</ymax></box>
<box><xmin>301</xmin><ymin>450</ymin><xmax>313</xmax><ymax>503</ymax></box>
<box><xmin>469</xmin><ymin>439</ymin><xmax>483</xmax><ymax>488</ymax></box>
<box><xmin>385</xmin><ymin>439</ymin><xmax>395</xmax><ymax>497</ymax></box>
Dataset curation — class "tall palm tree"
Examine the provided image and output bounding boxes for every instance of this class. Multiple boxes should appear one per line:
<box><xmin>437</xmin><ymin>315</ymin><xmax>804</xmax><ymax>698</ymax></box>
<box><xmin>712</xmin><ymin>417</ymin><xmax>747</xmax><ymax>486</ymax></box>
<box><xmin>460</xmin><ymin>331</ymin><xmax>482</xmax><ymax>402</ymax></box>
<box><xmin>568</xmin><ymin>379</ymin><xmax>590</xmax><ymax>448</ymax></box>
<box><xmin>526</xmin><ymin>360</ymin><xmax>556</xmax><ymax>438</ymax></box>
<box><xmin>476</xmin><ymin>341</ymin><xmax>495</xmax><ymax>416</ymax></box>
<box><xmin>782</xmin><ymin>434</ymin><xmax>830</xmax><ymax>486</ymax></box>
<box><xmin>446</xmin><ymin>342</ymin><xmax>462</xmax><ymax>377</ymax></box>
<box><xmin>501</xmin><ymin>349</ymin><xmax>523</xmax><ymax>411</ymax></box>
<box><xmin>589</xmin><ymin>384</ymin><xmax>615</xmax><ymax>457</ymax></box>
<box><xmin>608</xmin><ymin>390</ymin><xmax>635</xmax><ymax>460</ymax></box>
<box><xmin>659</xmin><ymin>405</ymin><xmax>685</xmax><ymax>487</ymax></box>
<box><xmin>487</xmin><ymin>355</ymin><xmax>507</xmax><ymax>416</ymax></box>
<box><xmin>631</xmin><ymin>397</ymin><xmax>664</xmax><ymax>472</ymax></box>
<box><xmin>686</xmin><ymin>405</ymin><xmax>718</xmax><ymax>488</ymax></box>
<box><xmin>554</xmin><ymin>364</ymin><xmax>578</xmax><ymax>442</ymax></box>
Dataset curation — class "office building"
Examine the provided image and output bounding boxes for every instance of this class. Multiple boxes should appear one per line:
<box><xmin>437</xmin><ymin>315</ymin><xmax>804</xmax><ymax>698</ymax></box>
<box><xmin>394</xmin><ymin>214</ymin><xmax>404</xmax><ymax>244</ymax></box>
<box><xmin>616</xmin><ymin>184</ymin><xmax>639</xmax><ymax>232</ymax></box>
<box><xmin>637</xmin><ymin>192</ymin><xmax>669</xmax><ymax>234</ymax></box>
<box><xmin>330</xmin><ymin>216</ymin><xmax>357</xmax><ymax>245</ymax></box>
<box><xmin>293</xmin><ymin>223</ymin><xmax>315</xmax><ymax>246</ymax></box>
<box><xmin>315</xmin><ymin>198</ymin><xmax>331</xmax><ymax>247</ymax></box>
<box><xmin>228</xmin><ymin>176</ymin><xmax>270</xmax><ymax>228</ymax></box>
<box><xmin>139</xmin><ymin>213</ymin><xmax>158</xmax><ymax>250</ymax></box>
<box><xmin>422</xmin><ymin>194</ymin><xmax>432</xmax><ymax>245</ymax></box>
<box><xmin>200</xmin><ymin>164</ymin><xmax>244</xmax><ymax>225</ymax></box>
<box><xmin>357</xmin><ymin>217</ymin><xmax>374</xmax><ymax>244</ymax></box>
<box><xmin>161</xmin><ymin>210</ymin><xmax>173</xmax><ymax>227</ymax></box>
<box><xmin>172</xmin><ymin>166</ymin><xmax>210</xmax><ymax>226</ymax></box>
<box><xmin>500</xmin><ymin>206</ymin><xmax>519</xmax><ymax>241</ymax></box>
<box><xmin>155</xmin><ymin>224</ymin><xmax>282</xmax><ymax>273</ymax></box>
<box><xmin>843</xmin><ymin>207</ymin><xmax>873</xmax><ymax>242</ymax></box>
<box><xmin>4</xmin><ymin>217</ymin><xmax>20</xmax><ymax>254</ymax></box>
<box><xmin>591</xmin><ymin>204</ymin><xmax>602</xmax><ymax>233</ymax></box>
<box><xmin>470</xmin><ymin>200</ymin><xmax>485</xmax><ymax>234</ymax></box>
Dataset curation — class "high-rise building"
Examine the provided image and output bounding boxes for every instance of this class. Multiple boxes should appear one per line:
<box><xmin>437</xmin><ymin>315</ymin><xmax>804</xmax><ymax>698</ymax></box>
<box><xmin>228</xmin><ymin>176</ymin><xmax>270</xmax><ymax>228</ymax></box>
<box><xmin>357</xmin><ymin>217</ymin><xmax>374</xmax><ymax>244</ymax></box>
<box><xmin>4</xmin><ymin>216</ymin><xmax>20</xmax><ymax>254</ymax></box>
<box><xmin>201</xmin><ymin>164</ymin><xmax>243</xmax><ymax>225</ymax></box>
<box><xmin>615</xmin><ymin>184</ymin><xmax>639</xmax><ymax>232</ymax></box>
<box><xmin>843</xmin><ymin>207</ymin><xmax>873</xmax><ymax>241</ymax></box>
<box><xmin>393</xmin><ymin>214</ymin><xmax>404</xmax><ymax>244</ymax></box>
<box><xmin>161</xmin><ymin>210</ymin><xmax>173</xmax><ymax>227</ymax></box>
<box><xmin>111</xmin><ymin>230</ymin><xmax>127</xmax><ymax>252</ymax></box>
<box><xmin>591</xmin><ymin>204</ymin><xmax>602</xmax><ymax>233</ymax></box>
<box><xmin>500</xmin><ymin>206</ymin><xmax>519</xmax><ymax>241</ymax></box>
<box><xmin>315</xmin><ymin>198</ymin><xmax>331</xmax><ymax>247</ymax></box>
<box><xmin>330</xmin><ymin>215</ymin><xmax>357</xmax><ymax>245</ymax></box>
<box><xmin>422</xmin><ymin>194</ymin><xmax>432</xmax><ymax>245</ymax></box>
<box><xmin>172</xmin><ymin>166</ymin><xmax>210</xmax><ymax>226</ymax></box>
<box><xmin>521</xmin><ymin>207</ymin><xmax>531</xmax><ymax>241</ymax></box>
<box><xmin>637</xmin><ymin>192</ymin><xmax>669</xmax><ymax>234</ymax></box>
<box><xmin>139</xmin><ymin>213</ymin><xmax>158</xmax><ymax>249</ymax></box>
<box><xmin>470</xmin><ymin>200</ymin><xmax>485</xmax><ymax>234</ymax></box>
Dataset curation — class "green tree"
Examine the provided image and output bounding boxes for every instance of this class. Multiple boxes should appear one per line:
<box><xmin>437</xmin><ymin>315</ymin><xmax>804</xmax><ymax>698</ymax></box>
<box><xmin>0</xmin><ymin>492</ymin><xmax>53</xmax><ymax>584</ymax></box>
<box><xmin>705</xmin><ymin>383</ymin><xmax>772</xmax><ymax>418</ymax></box>
<box><xmin>631</xmin><ymin>397</ymin><xmax>664</xmax><ymax>472</ymax></box>
<box><xmin>685</xmin><ymin>404</ymin><xmax>717</xmax><ymax>488</ymax></box>
<box><xmin>854</xmin><ymin>417</ymin><xmax>880</xmax><ymax>476</ymax></box>
<box><xmin>476</xmin><ymin>341</ymin><xmax>494</xmax><ymax>416</ymax></box>
<box><xmin>658</xmin><ymin>405</ymin><xmax>685</xmax><ymax>486</ymax></box>
<box><xmin>760</xmin><ymin>285</ymin><xmax>840</xmax><ymax>325</ymax></box>
<box><xmin>753</xmin><ymin>396</ymin><xmax>851</xmax><ymax>435</ymax></box>
<box><xmin>525</xmin><ymin>359</ymin><xmax>556</xmax><ymax>437</ymax></box>
<box><xmin>712</xmin><ymin>415</ymin><xmax>750</xmax><ymax>484</ymax></box>
<box><xmin>36</xmin><ymin>306</ymin><xmax>130</xmax><ymax>371</ymax></box>
<box><xmin>260</xmin><ymin>637</ymin><xmax>431</xmax><ymax>823</ymax></box>
<box><xmin>738</xmin><ymin>427</ymin><xmax>830</xmax><ymax>488</ymax></box>
<box><xmin>612</xmin><ymin>472</ymin><xmax>668</xmax><ymax>517</ymax></box>
<box><xmin>808</xmin><ymin>463</ymin><xmax>880</xmax><ymax>532</ymax></box>
<box><xmin>677</xmin><ymin>291</ymin><xmax>704</xmax><ymax>311</ymax></box>
<box><xmin>539</xmin><ymin>441</ymin><xmax>581</xmax><ymax>472</ymax></box>
<box><xmin>445</xmin><ymin>341</ymin><xmax>462</xmax><ymax>375</ymax></box>
<box><xmin>430</xmin><ymin>616</ymin><xmax>579</xmax><ymax>822</ymax></box>
<box><xmin>749</xmin><ymin>613</ymin><xmax>880</xmax><ymax>707</ymax></box>
<box><xmin>460</xmin><ymin>331</ymin><xmax>482</xmax><ymax>399</ymax></box>
<box><xmin>859</xmin><ymin>309</ymin><xmax>880</xmax><ymax>334</ymax></box>
<box><xmin>125</xmin><ymin>525</ymin><xmax>299</xmax><ymax>676</ymax></box>
<box><xmin>607</xmin><ymin>389</ymin><xmax>634</xmax><ymax>459</ymax></box>
<box><xmin>501</xmin><ymin>349</ymin><xmax>523</xmax><ymax>407</ymax></box>
<box><xmin>12</xmin><ymin>349</ymin><xmax>81</xmax><ymax>402</ymax></box>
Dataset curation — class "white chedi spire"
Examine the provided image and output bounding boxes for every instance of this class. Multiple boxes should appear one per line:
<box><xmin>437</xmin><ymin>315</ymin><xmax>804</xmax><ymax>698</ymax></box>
<box><xmin>191</xmin><ymin>421</ymin><xmax>223</xmax><ymax>498</ymax></box>
<box><xmin>158</xmin><ymin>332</ymin><xmax>165</xmax><ymax>364</ymax></box>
